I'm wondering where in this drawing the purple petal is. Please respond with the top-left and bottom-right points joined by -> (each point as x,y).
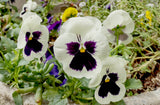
84,41 -> 96,54
24,45 -> 31,56
45,46 -> 54,59
25,32 -> 30,42
49,63 -> 59,77
66,42 -> 80,55
24,39 -> 43,56
47,19 -> 62,32
47,16 -> 54,23
70,51 -> 97,71
32,31 -> 41,40
105,3 -> 111,10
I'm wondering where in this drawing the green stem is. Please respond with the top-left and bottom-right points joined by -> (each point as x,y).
35,85 -> 43,105
16,87 -> 35,94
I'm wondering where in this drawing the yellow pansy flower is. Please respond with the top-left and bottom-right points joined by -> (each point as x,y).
145,10 -> 152,26
62,7 -> 78,22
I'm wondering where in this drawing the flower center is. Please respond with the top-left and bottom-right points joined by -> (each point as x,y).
80,47 -> 85,53
105,77 -> 110,83
29,37 -> 33,40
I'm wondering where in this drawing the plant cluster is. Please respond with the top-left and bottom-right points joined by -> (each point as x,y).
0,0 -> 160,105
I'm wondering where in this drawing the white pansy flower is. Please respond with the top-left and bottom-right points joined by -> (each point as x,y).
79,2 -> 86,8
20,0 -> 37,18
103,10 -> 135,45
89,56 -> 127,104
17,16 -> 49,61
54,16 -> 110,79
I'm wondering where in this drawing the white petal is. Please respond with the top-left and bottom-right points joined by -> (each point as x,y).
103,10 -> 124,29
102,56 -> 127,83
82,30 -> 110,60
95,83 -> 126,104
88,72 -> 102,88
101,27 -> 116,44
20,12 -> 42,23
122,17 -> 135,33
60,16 -> 101,36
54,33 -> 78,63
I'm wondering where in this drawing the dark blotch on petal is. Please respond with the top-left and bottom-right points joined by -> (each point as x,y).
84,41 -> 96,54
25,32 -> 30,41
70,51 -> 96,71
108,73 -> 119,82
119,33 -> 128,41
66,42 -> 80,55
25,39 -> 43,55
24,45 -> 31,56
21,7 -> 27,15
32,31 -> 41,39
98,73 -> 120,98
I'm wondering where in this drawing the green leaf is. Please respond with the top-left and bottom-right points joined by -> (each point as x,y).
53,98 -> 68,105
0,36 -> 16,52
12,91 -> 23,105
18,59 -> 29,67
0,70 -> 10,83
42,88 -> 61,102
111,99 -> 126,105
125,78 -> 143,90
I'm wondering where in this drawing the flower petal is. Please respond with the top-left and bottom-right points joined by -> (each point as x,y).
103,10 -> 124,29
95,82 -> 126,104
60,16 -> 101,36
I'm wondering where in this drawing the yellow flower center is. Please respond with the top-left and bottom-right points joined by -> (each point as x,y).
105,78 -> 110,83
29,37 -> 32,41
80,47 -> 85,53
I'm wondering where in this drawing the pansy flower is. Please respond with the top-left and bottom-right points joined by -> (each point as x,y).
45,46 -> 67,86
20,0 -> 37,18
54,17 -> 110,79
89,57 -> 127,104
61,7 -> 78,22
17,16 -> 49,61
102,10 -> 135,45
47,19 -> 62,32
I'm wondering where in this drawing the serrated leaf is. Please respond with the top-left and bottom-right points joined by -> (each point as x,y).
12,91 -> 23,105
125,78 -> 143,89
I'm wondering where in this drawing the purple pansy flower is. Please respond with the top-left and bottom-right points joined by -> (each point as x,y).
54,16 -> 110,79
47,19 -> 62,32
